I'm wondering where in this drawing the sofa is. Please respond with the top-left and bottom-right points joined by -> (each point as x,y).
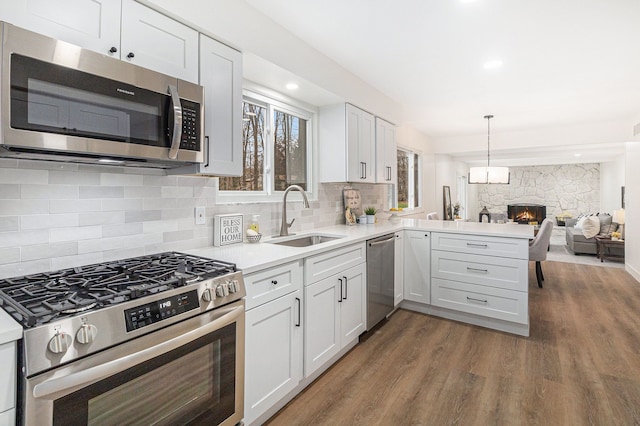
565,215 -> 623,256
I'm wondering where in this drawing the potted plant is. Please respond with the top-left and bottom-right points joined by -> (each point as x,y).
453,202 -> 463,219
364,206 -> 377,224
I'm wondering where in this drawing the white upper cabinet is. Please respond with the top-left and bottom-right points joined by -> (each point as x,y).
319,103 -> 375,183
0,0 -> 199,83
196,34 -> 243,176
0,0 -> 121,56
375,117 -> 397,184
120,0 -> 198,83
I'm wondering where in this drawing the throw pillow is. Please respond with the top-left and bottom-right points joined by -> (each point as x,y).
582,216 -> 600,239
574,215 -> 588,230
598,214 -> 613,234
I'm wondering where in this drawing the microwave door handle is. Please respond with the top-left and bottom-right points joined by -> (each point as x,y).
168,84 -> 183,160
32,302 -> 244,400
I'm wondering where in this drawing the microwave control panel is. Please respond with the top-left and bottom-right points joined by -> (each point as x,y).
179,99 -> 201,152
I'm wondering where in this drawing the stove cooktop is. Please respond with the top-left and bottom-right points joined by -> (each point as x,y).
0,252 -> 237,328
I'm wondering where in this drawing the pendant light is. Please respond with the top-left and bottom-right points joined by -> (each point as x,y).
468,115 -> 510,184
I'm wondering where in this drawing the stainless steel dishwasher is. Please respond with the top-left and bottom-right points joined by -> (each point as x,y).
366,233 -> 395,330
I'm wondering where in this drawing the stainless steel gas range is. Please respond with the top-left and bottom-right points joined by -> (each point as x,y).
0,252 -> 245,426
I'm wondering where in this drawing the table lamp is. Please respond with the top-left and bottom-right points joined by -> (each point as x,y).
613,209 -> 625,240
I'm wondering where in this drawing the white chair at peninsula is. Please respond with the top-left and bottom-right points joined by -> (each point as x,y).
426,212 -> 440,220
529,218 -> 554,288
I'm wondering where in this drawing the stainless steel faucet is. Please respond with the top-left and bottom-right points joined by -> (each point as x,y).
279,185 -> 310,237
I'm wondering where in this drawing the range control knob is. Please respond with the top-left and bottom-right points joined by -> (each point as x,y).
202,287 -> 215,302
227,280 -> 237,293
216,283 -> 229,297
76,323 -> 98,345
48,331 -> 72,354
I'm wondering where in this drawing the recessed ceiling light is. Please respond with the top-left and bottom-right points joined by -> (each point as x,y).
574,153 -> 582,157
286,82 -> 299,90
483,59 -> 503,70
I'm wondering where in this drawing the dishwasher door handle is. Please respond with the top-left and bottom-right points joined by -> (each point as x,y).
368,236 -> 394,246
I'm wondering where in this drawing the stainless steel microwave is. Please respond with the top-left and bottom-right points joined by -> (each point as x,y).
0,22 -> 204,168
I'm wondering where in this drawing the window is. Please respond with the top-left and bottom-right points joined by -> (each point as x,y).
395,148 -> 421,209
219,93 -> 312,197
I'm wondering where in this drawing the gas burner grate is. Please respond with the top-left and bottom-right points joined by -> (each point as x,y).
0,252 -> 237,327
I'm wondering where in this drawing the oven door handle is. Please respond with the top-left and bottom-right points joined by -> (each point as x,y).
32,303 -> 244,400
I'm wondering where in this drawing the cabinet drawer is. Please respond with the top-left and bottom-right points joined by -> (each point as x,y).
432,278 -> 528,324
431,250 -> 528,291
431,232 -> 529,259
305,243 -> 366,285
244,261 -> 303,310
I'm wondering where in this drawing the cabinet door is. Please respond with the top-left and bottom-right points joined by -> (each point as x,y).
120,0 -> 199,82
339,263 -> 366,345
304,277 -> 340,377
198,34 -> 243,176
346,104 -> 375,182
245,290 -> 303,425
375,118 -> 397,184
0,0 -> 120,56
394,232 -> 404,306
404,230 -> 431,304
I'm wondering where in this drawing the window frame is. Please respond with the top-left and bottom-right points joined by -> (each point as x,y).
217,89 -> 316,204
390,146 -> 423,214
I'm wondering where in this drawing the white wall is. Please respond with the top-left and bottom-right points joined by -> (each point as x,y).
600,158 -> 625,213
625,142 -> 640,281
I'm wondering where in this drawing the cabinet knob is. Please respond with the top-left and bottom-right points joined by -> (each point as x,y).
109,46 -> 118,54
271,280 -> 278,285
127,52 -> 135,59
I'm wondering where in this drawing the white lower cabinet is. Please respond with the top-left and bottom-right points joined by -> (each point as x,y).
403,230 -> 431,304
304,262 -> 366,377
244,261 -> 303,426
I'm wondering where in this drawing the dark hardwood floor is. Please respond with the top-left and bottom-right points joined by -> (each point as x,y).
266,261 -> 640,425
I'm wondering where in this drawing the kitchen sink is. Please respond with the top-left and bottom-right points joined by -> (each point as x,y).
268,233 -> 345,247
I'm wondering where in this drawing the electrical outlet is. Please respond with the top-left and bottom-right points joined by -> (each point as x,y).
194,206 -> 206,225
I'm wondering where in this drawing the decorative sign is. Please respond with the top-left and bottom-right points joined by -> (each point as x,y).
214,214 -> 243,246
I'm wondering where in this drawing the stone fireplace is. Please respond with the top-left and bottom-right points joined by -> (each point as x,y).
508,203 -> 547,224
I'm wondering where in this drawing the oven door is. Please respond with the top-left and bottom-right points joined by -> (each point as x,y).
23,301 -> 244,426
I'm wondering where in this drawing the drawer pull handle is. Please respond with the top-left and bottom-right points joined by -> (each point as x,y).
467,267 -> 488,273
271,280 -> 278,285
295,297 -> 301,327
467,243 -> 488,248
467,296 -> 488,303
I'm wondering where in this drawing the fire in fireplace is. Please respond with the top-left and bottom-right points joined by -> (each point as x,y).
508,204 -> 547,224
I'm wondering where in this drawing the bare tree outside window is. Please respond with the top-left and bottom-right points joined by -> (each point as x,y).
396,148 -> 420,209
397,149 -> 409,208
274,111 -> 307,191
219,102 -> 265,191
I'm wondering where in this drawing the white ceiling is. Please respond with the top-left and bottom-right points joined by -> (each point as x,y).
243,0 -> 640,165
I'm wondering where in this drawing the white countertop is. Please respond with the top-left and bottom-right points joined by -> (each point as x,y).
187,219 -> 534,275
0,308 -> 22,345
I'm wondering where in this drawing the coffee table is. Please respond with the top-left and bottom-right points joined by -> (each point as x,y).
595,236 -> 625,262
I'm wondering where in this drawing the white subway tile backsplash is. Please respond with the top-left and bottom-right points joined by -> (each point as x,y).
50,199 -> 102,213
0,217 -> 19,232
100,173 -> 144,186
0,162 -> 387,274
21,184 -> 78,199
0,230 -> 49,248
50,226 -> 101,243
79,211 -> 125,226
102,223 -> 143,238
0,248 -> 20,265
125,186 -> 162,198
0,168 -> 48,184
22,242 -> 78,261
0,185 -> 20,199
0,259 -> 51,279
0,200 -> 49,215
21,214 -> 79,230
79,186 -> 124,199
125,210 -> 161,223
101,198 -> 143,212
50,171 -> 100,185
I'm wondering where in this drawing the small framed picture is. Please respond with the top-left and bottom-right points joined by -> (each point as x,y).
214,214 -> 244,246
